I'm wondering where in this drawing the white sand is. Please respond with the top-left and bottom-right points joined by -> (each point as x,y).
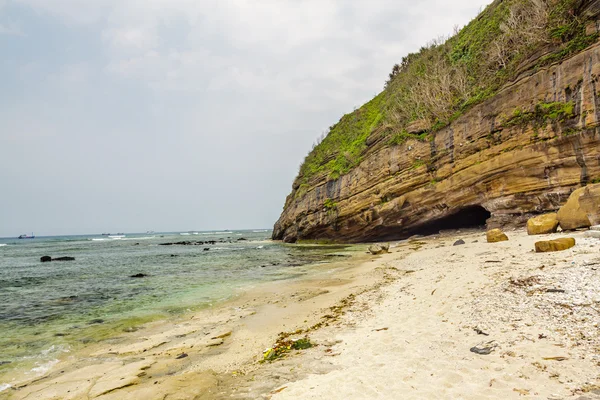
266,230 -> 600,400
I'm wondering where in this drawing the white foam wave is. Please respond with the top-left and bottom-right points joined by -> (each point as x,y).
0,384 -> 11,392
91,238 -> 106,241
180,233 -> 191,236
31,359 -> 59,375
253,230 -> 268,233
108,235 -> 125,239
256,245 -> 264,249
0,244 -> 6,247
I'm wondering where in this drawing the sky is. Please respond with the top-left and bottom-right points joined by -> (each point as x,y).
0,0 -> 492,236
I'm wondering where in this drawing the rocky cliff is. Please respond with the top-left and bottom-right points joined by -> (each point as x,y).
274,0 -> 600,243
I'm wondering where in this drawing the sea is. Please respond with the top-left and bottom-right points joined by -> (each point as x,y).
0,230 -> 357,391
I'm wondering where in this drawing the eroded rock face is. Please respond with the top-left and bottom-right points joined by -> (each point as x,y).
527,213 -> 559,235
273,41 -> 600,243
535,238 -> 576,252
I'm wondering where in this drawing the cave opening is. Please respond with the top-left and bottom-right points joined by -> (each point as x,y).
407,205 -> 491,238
372,205 -> 492,241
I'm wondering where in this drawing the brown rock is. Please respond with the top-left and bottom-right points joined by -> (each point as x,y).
486,229 -> 508,243
526,213 -> 559,235
578,183 -> 600,225
535,238 -> 576,253
368,244 -> 388,255
405,119 -> 430,134
557,187 -> 592,230
272,37 -> 600,244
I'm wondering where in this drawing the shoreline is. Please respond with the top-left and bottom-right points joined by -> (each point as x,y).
3,242 -> 380,399
5,228 -> 600,399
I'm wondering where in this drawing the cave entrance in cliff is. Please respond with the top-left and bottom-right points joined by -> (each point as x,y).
410,205 -> 491,237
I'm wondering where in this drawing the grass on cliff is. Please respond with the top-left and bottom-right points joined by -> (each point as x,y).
293,0 -> 597,192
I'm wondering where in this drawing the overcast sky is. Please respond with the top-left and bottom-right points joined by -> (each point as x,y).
0,0 -> 492,237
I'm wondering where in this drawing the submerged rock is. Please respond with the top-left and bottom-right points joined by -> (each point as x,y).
486,229 -> 508,243
535,238 -> 576,253
40,256 -> 75,262
527,213 -> 559,235
53,257 -> 75,261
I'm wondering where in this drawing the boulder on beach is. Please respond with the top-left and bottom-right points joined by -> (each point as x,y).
535,237 -> 576,253
453,239 -> 465,246
557,187 -> 592,230
368,243 -> 389,255
486,229 -> 508,243
526,213 -> 559,235
578,184 -> 600,226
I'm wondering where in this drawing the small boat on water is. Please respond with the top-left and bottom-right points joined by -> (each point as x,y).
18,233 -> 35,239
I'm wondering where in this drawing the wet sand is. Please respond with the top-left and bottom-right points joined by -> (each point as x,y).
5,229 -> 600,399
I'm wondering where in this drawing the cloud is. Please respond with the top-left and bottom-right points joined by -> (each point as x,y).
1,0 -> 493,235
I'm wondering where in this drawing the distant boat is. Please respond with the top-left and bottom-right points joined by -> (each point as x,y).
18,233 -> 35,239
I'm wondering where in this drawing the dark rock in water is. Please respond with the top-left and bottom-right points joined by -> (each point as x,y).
56,295 -> 78,303
237,238 -> 247,241
88,319 -> 104,325
175,353 -> 188,359
54,333 -> 68,337
0,361 -> 11,366
130,273 -> 148,278
40,256 -> 52,262
53,257 -> 75,261
203,248 -> 210,251
170,254 -> 177,257
134,243 -> 140,245
453,239 -> 466,246
159,243 -> 173,246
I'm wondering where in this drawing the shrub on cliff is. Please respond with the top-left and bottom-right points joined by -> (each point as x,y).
294,0 -> 597,192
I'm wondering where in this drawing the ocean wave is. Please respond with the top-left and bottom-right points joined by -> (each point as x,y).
91,238 -> 107,241
180,233 -> 191,236
256,245 -> 264,249
31,359 -> 59,375
0,244 -> 6,247
253,230 -> 268,233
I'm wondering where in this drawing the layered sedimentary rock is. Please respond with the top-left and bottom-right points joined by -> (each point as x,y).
274,5 -> 600,243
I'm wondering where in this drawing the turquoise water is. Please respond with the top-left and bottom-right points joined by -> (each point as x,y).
0,230 -> 352,388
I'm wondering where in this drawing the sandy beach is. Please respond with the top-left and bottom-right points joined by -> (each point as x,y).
4,228 -> 600,399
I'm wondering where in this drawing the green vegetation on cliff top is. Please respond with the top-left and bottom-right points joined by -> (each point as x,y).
294,0 -> 597,191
